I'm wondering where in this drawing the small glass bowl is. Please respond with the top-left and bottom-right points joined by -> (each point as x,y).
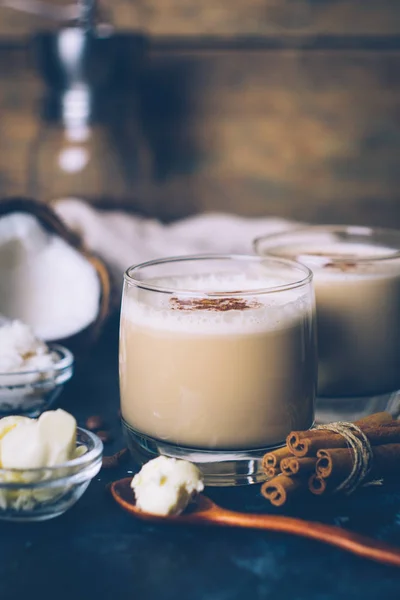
0,344 -> 74,417
0,427 -> 103,522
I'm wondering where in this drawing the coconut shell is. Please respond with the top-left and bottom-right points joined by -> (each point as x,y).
0,197 -> 111,354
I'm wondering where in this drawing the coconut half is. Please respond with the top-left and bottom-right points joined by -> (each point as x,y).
0,198 -> 110,348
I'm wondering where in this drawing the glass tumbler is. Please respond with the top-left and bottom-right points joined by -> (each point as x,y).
254,226 -> 400,423
119,254 -> 317,486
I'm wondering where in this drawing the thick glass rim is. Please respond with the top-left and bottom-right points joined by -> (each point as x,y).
254,225 -> 400,263
124,253 -> 313,296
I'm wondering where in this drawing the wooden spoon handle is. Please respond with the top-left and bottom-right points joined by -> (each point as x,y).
207,509 -> 400,568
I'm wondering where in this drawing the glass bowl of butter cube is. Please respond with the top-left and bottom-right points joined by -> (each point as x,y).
0,409 -> 103,521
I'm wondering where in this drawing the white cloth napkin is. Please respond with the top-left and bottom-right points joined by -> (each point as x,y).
54,198 -> 296,281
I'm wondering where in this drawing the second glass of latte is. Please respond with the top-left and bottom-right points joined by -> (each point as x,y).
255,226 -> 400,423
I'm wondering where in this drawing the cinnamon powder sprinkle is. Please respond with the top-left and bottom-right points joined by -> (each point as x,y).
169,297 -> 262,311
323,261 -> 357,271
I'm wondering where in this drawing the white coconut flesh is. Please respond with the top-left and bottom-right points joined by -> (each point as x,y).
0,212 -> 101,341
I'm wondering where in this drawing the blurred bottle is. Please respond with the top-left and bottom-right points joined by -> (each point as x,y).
28,22 -> 148,203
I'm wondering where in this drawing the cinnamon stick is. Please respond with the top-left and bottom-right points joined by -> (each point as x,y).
288,422 -> 400,457
316,443 -> 400,481
261,475 -> 305,506
346,412 -> 393,428
370,442 -> 400,477
263,466 -> 281,479
287,412 -> 393,456
262,446 -> 292,471
308,474 -> 330,495
280,457 -> 317,476
316,448 -> 352,479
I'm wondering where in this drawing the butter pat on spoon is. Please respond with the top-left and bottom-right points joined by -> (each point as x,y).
130,456 -> 204,516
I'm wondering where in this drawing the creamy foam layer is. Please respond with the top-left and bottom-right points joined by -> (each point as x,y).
123,274 -> 310,335
268,242 -> 400,280
137,270 -> 300,292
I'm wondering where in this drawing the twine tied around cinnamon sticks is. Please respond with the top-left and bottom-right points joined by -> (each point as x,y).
261,412 -> 400,507
314,422 -> 374,494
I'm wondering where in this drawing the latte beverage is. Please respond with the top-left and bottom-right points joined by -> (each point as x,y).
255,232 -> 400,398
120,272 -> 316,450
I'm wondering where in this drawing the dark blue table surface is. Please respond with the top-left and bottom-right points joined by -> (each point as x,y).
1,318 -> 399,600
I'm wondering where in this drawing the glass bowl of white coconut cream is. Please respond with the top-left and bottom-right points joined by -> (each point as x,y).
0,411 -> 103,522
0,320 -> 74,417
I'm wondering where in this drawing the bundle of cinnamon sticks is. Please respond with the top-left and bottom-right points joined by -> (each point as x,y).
261,412 -> 400,506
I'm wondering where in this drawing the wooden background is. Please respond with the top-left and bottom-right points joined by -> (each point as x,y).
0,0 -> 399,226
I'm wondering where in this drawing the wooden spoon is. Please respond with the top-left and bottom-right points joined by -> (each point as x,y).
111,478 -> 400,568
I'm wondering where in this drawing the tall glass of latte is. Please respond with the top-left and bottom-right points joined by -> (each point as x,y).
119,255 -> 317,485
255,227 -> 400,423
